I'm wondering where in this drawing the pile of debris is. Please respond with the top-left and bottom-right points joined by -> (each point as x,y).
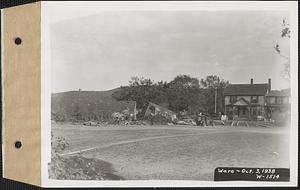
146,113 -> 173,125
75,102 -> 218,127
144,102 -> 177,125
111,110 -> 133,125
176,118 -> 196,126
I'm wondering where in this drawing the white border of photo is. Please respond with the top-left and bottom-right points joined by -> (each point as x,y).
41,1 -> 298,187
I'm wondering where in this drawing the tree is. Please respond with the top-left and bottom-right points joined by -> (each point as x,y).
200,75 -> 229,114
200,75 -> 228,89
112,76 -> 168,118
113,75 -> 227,117
128,76 -> 154,87
274,19 -> 290,80
168,75 -> 205,113
168,74 -> 200,89
113,75 -> 207,116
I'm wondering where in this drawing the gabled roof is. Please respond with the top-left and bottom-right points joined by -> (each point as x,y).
266,89 -> 290,97
224,83 -> 269,96
231,98 -> 250,106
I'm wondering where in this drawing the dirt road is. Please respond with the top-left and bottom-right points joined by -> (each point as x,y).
52,123 -> 290,180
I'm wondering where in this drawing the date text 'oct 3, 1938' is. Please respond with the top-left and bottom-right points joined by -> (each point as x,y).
214,167 -> 290,181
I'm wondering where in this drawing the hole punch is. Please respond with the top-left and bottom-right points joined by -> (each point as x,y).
14,141 -> 22,149
14,37 -> 22,45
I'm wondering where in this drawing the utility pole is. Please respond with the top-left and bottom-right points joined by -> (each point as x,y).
214,88 -> 217,113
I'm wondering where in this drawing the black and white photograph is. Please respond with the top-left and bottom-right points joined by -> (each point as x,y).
40,1 -> 298,187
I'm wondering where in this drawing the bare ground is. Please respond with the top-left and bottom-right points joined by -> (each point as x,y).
51,123 -> 290,180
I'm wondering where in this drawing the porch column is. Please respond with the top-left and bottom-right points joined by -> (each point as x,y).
261,106 -> 265,118
248,106 -> 251,120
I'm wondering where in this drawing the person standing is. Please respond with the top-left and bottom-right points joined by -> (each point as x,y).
196,112 -> 202,126
221,114 -> 225,126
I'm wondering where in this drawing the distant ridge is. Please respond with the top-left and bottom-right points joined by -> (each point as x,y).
52,87 -> 120,95
51,88 -> 135,121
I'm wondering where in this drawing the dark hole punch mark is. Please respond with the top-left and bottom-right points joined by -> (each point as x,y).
14,141 -> 22,149
14,37 -> 22,45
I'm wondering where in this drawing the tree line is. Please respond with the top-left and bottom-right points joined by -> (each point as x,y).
112,75 -> 229,118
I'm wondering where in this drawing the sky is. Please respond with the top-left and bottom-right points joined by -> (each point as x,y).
49,9 -> 290,93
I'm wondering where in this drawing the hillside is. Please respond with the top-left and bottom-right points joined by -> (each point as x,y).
51,88 -> 135,121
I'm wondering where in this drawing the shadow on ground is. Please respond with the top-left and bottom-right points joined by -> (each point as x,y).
49,155 -> 124,180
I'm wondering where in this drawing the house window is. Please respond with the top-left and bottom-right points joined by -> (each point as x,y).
275,97 -> 282,104
283,97 -> 289,104
251,96 -> 258,103
230,96 -> 237,103
268,97 -> 276,104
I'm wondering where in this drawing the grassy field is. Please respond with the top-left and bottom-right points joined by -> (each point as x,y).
51,123 -> 290,180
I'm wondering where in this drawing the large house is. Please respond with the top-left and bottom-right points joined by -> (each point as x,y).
224,78 -> 290,121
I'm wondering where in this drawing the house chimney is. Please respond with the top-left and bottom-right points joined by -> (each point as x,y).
250,78 -> 253,85
268,78 -> 271,91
